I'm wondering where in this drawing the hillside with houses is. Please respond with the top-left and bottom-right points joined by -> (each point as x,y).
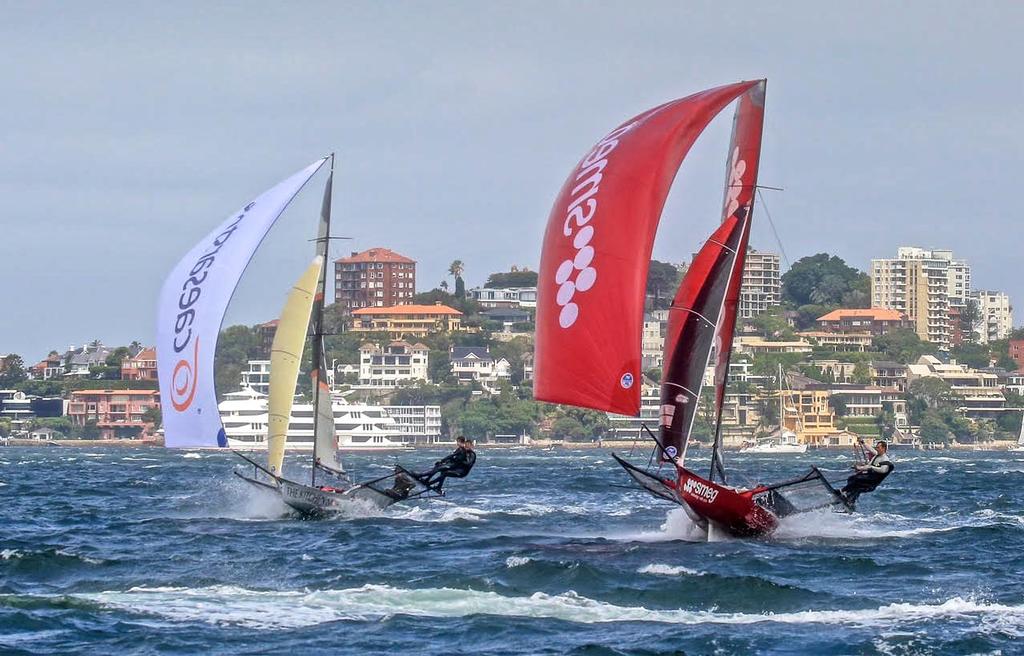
2,246 -> 1022,447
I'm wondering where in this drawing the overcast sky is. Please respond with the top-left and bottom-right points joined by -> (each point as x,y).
2,2 -> 1021,361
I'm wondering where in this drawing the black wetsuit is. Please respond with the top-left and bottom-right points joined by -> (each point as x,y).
419,447 -> 477,490
841,451 -> 894,504
385,471 -> 416,500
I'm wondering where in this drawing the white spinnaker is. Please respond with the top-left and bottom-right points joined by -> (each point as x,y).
157,158 -> 327,448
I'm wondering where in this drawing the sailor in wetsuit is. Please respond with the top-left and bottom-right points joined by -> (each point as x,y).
416,436 -> 477,492
841,439 -> 894,504
385,465 -> 417,500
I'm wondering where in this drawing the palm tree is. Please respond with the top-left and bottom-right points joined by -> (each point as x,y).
439,280 -> 449,292
448,260 -> 464,280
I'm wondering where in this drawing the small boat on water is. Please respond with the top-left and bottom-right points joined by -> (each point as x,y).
740,432 -> 808,454
740,365 -> 808,454
156,155 -> 446,514
1009,414 -> 1024,452
533,80 -> 849,539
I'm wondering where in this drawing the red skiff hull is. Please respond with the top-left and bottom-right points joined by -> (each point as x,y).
673,467 -> 777,537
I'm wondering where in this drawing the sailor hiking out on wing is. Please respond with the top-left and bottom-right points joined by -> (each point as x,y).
414,436 -> 477,492
841,439 -> 894,505
384,465 -> 417,501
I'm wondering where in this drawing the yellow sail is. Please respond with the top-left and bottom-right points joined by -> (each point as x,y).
267,255 -> 324,476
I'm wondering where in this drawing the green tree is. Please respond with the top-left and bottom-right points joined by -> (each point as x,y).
485,269 -> 538,288
552,416 -> 586,441
919,409 -> 951,444
0,418 -> 11,438
105,346 -> 130,367
646,260 -> 680,310
792,304 -> 835,331
16,379 -> 63,397
448,260 -> 466,299
751,307 -> 796,339
852,361 -> 871,385
142,406 -> 162,429
780,253 -> 870,309
907,377 -> 952,424
829,395 -> 849,417
873,329 -> 934,363
756,395 -> 780,431
950,342 -> 990,369
213,325 -> 260,400
0,354 -> 28,387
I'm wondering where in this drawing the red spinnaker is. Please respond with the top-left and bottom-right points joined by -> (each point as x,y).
534,81 -> 759,416
712,81 -> 766,444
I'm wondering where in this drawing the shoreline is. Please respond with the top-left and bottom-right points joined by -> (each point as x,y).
2,438 -> 1021,451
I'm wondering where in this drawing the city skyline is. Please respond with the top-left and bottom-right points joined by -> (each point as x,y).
3,3 -> 1022,359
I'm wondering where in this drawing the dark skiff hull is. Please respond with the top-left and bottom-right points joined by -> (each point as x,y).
278,479 -> 396,515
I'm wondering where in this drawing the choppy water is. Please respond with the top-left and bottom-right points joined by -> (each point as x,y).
2,446 -> 1023,655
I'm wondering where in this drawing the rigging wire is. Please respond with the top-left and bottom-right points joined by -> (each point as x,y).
756,187 -> 790,269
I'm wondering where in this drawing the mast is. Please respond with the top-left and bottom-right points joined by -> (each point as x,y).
707,80 -> 766,483
309,154 -> 336,485
778,363 -> 784,434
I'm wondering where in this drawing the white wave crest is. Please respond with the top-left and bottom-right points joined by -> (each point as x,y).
637,563 -> 704,577
611,508 -> 711,543
76,585 -> 1024,631
505,556 -> 533,568
182,452 -> 202,459
1,549 -> 22,560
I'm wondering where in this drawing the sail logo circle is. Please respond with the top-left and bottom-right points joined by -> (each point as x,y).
553,122 -> 637,329
724,146 -> 747,217
171,338 -> 200,411
620,372 -> 634,389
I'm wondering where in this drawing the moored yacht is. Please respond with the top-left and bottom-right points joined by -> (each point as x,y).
219,387 -> 410,450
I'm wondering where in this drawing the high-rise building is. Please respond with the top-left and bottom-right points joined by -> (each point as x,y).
973,290 -> 1014,344
871,247 -> 966,349
334,248 -> 416,314
739,249 -> 781,319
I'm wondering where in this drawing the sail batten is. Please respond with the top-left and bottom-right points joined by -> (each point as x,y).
267,257 -> 324,476
534,81 -> 759,416
157,158 -> 327,449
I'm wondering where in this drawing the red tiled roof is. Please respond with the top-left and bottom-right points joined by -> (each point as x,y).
352,304 -> 462,316
817,308 -> 906,322
337,248 -> 415,265
131,347 -> 156,361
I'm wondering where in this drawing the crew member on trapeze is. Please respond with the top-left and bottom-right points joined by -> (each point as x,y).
840,439 -> 894,505
414,436 -> 477,492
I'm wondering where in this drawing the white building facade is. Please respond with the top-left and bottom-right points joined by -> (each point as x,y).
358,341 -> 429,388
973,290 -> 1013,344
739,249 -> 781,319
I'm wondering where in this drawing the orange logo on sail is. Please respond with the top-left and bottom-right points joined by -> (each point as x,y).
171,338 -> 200,411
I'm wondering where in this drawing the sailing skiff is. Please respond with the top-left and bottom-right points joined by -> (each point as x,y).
533,80 -> 850,538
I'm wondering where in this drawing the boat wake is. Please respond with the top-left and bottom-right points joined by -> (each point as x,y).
72,584 -> 1024,632
773,507 -> 1012,542
608,508 -> 714,543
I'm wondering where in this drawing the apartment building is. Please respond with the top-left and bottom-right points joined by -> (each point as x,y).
739,249 -> 781,319
358,341 -> 429,388
972,290 -> 1013,344
816,308 -> 909,336
350,303 -> 463,337
871,247 -> 966,349
67,389 -> 161,439
334,247 -> 416,313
